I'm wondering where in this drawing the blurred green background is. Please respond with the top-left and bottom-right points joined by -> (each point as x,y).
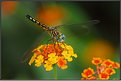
1,1 -> 120,80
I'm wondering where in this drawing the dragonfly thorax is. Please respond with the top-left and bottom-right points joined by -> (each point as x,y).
50,27 -> 65,42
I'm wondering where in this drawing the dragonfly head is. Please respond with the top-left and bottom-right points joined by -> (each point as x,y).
58,34 -> 65,42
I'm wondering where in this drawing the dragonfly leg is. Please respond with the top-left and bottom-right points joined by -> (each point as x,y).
44,38 -> 54,51
46,38 -> 53,44
61,42 -> 68,51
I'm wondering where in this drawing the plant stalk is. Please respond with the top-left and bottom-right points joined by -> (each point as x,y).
54,65 -> 57,80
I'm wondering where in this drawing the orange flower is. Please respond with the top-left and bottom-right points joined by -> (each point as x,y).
81,76 -> 96,80
81,68 -> 94,78
28,42 -> 77,71
57,57 -> 67,69
81,58 -> 120,80
101,59 -> 114,67
112,62 -> 120,69
32,49 -> 41,55
2,1 -> 17,16
81,78 -> 86,80
37,6 -> 65,26
88,76 -> 96,80
99,72 -> 109,80
92,57 -> 102,65
104,68 -> 115,75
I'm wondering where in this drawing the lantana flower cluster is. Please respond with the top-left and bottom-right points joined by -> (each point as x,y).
28,42 -> 77,71
81,57 -> 120,80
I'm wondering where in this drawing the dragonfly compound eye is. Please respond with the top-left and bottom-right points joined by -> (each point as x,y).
58,34 -> 65,42
61,34 -> 65,39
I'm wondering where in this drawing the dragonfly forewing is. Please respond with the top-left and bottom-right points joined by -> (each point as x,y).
54,20 -> 100,28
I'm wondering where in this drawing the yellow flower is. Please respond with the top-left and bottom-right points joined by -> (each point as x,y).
28,53 -> 37,65
71,53 -> 77,58
35,55 -> 44,67
44,60 -> 53,71
66,45 -> 77,58
62,45 -> 77,62
62,51 -> 72,62
48,53 -> 58,64
28,42 -> 77,71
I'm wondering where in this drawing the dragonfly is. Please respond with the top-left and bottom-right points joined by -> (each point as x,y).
26,15 -> 66,43
21,14 -> 100,63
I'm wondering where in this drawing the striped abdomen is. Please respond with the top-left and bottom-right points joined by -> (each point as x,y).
26,15 -> 50,31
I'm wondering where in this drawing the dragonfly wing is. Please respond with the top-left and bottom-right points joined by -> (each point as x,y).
54,20 -> 100,28
20,32 -> 46,63
56,20 -> 100,36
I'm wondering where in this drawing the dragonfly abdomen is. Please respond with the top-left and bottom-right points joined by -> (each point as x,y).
26,15 -> 50,31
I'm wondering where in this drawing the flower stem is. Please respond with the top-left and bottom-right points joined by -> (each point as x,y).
54,65 -> 57,80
